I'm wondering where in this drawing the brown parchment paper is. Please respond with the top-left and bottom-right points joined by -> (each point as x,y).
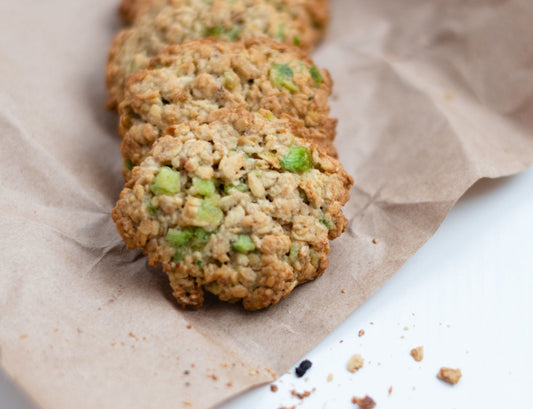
1,0 -> 533,408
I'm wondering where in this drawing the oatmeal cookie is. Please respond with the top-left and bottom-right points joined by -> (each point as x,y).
119,38 -> 337,179
119,0 -> 329,35
107,0 -> 326,109
112,108 -> 353,310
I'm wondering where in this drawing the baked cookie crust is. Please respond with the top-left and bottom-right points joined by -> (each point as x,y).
112,108 -> 352,310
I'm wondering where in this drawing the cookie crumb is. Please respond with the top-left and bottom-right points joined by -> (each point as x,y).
352,395 -> 376,408
410,346 -> 424,362
358,329 -> 365,337
341,288 -> 346,294
186,324 -> 192,329
372,238 -> 378,244
370,322 -> 374,325
403,326 -> 409,331
19,334 -> 28,339
347,354 -> 364,373
249,369 -> 259,376
291,390 -> 312,399
226,382 -> 233,387
208,374 -> 218,381
183,401 -> 192,407
295,360 -> 312,377
327,373 -> 333,382
437,367 -> 462,385
388,386 -> 393,395
270,384 -> 278,392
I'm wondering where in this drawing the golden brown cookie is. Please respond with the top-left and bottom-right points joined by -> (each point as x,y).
119,38 -> 337,179
107,0 -> 327,109
113,108 -> 352,310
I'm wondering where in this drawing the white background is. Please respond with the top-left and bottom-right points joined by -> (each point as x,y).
2,166 -> 532,408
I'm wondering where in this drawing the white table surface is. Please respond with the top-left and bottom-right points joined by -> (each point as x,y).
2,166 -> 532,409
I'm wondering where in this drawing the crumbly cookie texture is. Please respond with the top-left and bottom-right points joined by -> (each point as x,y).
437,367 -> 462,385
119,0 -> 329,35
119,38 -> 337,179
107,0 -> 327,109
112,109 -> 353,310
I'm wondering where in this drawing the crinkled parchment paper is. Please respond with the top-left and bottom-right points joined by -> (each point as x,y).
1,0 -> 533,408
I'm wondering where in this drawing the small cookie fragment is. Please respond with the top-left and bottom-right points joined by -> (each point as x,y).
112,109 -> 353,310
358,329 -> 365,337
437,367 -> 462,385
410,346 -> 424,362
347,354 -> 364,373
295,360 -> 313,377
352,395 -> 376,409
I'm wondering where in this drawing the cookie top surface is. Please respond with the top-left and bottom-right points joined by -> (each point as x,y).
112,109 -> 353,310
107,0 -> 328,109
119,38 -> 337,178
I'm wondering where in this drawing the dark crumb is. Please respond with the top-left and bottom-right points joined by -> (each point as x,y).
184,370 -> 190,375
226,382 -> 233,387
358,329 -> 365,337
208,374 -> 218,381
270,384 -> 278,392
186,324 -> 192,329
340,340 -> 344,343
295,360 -> 312,377
352,395 -> 376,408
372,238 -> 378,244
341,288 -> 346,293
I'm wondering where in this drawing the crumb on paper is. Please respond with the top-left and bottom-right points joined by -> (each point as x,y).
437,367 -> 462,385
295,360 -> 312,377
403,326 -> 409,331
186,324 -> 192,329
265,367 -> 277,379
207,374 -> 217,381
183,401 -> 192,407
327,373 -> 333,382
220,363 -> 228,368
249,369 -> 259,376
370,322 -> 374,325
358,329 -> 365,337
410,346 -> 424,362
226,381 -> 233,388
352,395 -> 376,408
341,288 -> 346,294
372,238 -> 378,244
19,334 -> 28,339
388,386 -> 393,395
270,384 -> 278,392
347,354 -> 364,373
339,340 -> 344,343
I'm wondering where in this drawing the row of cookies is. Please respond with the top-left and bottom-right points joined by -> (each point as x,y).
106,0 -> 353,310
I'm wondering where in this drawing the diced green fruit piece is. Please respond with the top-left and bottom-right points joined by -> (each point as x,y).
276,24 -> 285,41
320,218 -> 333,229
309,66 -> 323,84
293,35 -> 301,46
205,25 -> 223,37
231,235 -> 255,253
147,201 -> 158,215
223,71 -> 238,90
194,259 -> 203,267
280,146 -> 313,172
193,177 -> 216,196
206,282 -> 221,295
224,181 -> 249,194
166,228 -> 193,247
263,111 -> 276,120
124,159 -> 134,170
196,196 -> 223,227
269,63 -> 298,92
172,247 -> 185,263
190,227 -> 211,250
228,27 -> 242,41
150,167 -> 180,195
289,242 -> 300,263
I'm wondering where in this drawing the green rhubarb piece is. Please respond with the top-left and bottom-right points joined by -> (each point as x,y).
166,228 -> 193,247
193,177 -> 216,196
205,25 -> 223,37
280,146 -> 313,172
172,247 -> 185,263
150,167 -> 180,195
190,227 -> 212,250
124,159 -> 134,170
309,66 -> 323,84
320,218 -> 333,229
196,196 -> 223,227
228,27 -> 242,41
223,71 -> 238,90
223,181 -> 249,194
269,63 -> 298,92
289,242 -> 300,263
293,35 -> 301,46
231,235 -> 255,253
